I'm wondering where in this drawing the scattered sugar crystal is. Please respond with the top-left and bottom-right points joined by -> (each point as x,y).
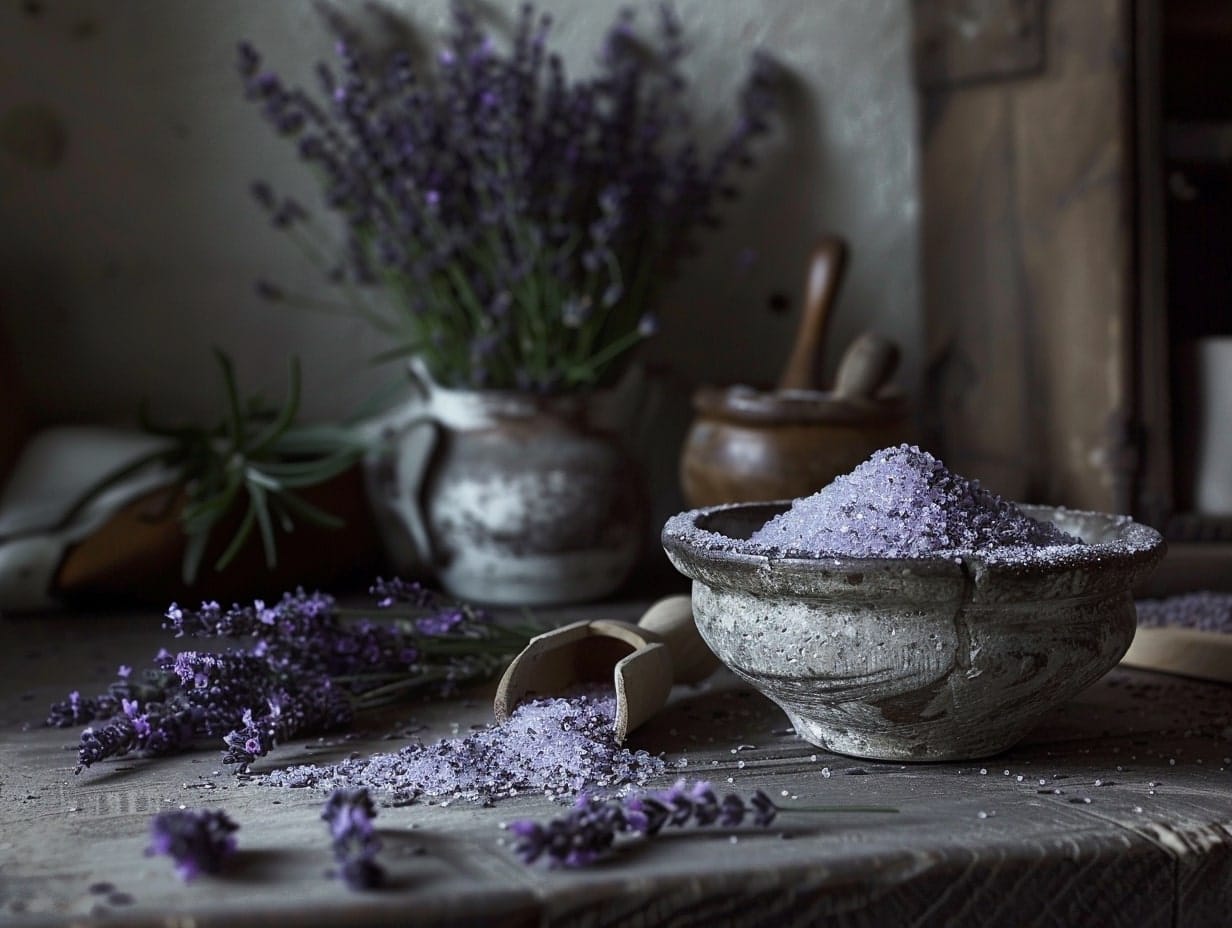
259,691 -> 664,804
1135,591 -> 1232,632
748,445 -> 1081,559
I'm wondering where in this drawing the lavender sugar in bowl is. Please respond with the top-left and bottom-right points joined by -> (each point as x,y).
661,446 -> 1165,762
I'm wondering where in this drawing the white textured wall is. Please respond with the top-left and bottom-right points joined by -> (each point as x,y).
0,0 -> 919,519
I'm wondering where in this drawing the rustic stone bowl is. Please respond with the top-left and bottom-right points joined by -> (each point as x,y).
661,502 -> 1165,762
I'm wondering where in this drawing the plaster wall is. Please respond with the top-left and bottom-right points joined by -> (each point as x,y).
0,0 -> 919,526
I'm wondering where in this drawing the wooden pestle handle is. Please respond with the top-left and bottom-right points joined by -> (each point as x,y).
833,331 -> 900,399
777,236 -> 849,392
636,594 -> 721,685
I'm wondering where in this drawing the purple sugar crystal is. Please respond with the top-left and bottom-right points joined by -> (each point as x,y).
261,690 -> 664,804
1136,592 -> 1232,632
749,444 -> 1081,559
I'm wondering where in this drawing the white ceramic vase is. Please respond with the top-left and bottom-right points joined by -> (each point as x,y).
365,360 -> 647,606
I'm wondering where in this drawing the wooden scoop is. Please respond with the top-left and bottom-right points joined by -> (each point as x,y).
493,595 -> 720,742
1121,627 -> 1232,684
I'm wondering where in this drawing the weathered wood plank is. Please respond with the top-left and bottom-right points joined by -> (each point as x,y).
917,0 -> 1137,512
2,606 -> 1231,927
920,84 -> 1034,500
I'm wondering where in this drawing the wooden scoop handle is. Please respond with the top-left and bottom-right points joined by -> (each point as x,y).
777,236 -> 848,392
636,594 -> 721,685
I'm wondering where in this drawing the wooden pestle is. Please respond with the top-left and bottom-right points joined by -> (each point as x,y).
777,235 -> 849,392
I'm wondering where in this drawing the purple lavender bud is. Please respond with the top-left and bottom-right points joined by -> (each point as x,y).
249,182 -> 274,211
749,789 -> 778,828
688,781 -> 721,826
147,809 -> 239,882
506,820 -> 548,864
717,794 -> 746,828
322,788 -> 377,841
237,41 -> 260,78
77,716 -> 138,771
339,857 -> 385,890
508,780 -> 784,867
272,198 -> 309,227
322,788 -> 385,890
623,796 -> 669,836
47,690 -> 94,728
414,610 -> 465,637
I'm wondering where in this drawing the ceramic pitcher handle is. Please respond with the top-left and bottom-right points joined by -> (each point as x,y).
361,361 -> 440,569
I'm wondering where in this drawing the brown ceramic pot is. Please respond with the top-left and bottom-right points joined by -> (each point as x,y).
680,333 -> 912,508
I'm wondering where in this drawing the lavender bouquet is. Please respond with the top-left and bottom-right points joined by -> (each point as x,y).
240,1 -> 779,392
46,579 -> 537,775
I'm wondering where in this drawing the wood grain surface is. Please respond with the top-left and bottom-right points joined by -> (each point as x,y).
917,0 -> 1137,512
1,604 -> 1231,927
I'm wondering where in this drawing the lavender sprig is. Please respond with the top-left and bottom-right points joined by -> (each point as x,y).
322,788 -> 386,889
240,2 -> 782,392
146,808 -> 239,881
504,779 -> 897,867
47,580 -> 540,775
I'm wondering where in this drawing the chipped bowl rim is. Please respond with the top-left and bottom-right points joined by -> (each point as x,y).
661,501 -> 1166,601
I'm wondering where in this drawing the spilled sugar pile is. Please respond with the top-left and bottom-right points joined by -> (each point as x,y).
261,690 -> 665,805
1136,591 -> 1232,633
749,444 -> 1082,559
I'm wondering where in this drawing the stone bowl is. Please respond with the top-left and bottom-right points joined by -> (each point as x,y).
661,502 -> 1165,762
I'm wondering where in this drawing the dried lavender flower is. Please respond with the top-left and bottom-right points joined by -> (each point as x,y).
240,2 -> 782,392
322,788 -> 385,890
505,780 -> 895,867
146,808 -> 239,882
48,580 -> 537,775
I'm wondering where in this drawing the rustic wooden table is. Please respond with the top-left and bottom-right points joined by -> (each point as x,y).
2,602 -> 1231,927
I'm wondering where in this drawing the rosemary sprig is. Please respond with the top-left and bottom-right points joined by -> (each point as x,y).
65,349 -> 370,584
